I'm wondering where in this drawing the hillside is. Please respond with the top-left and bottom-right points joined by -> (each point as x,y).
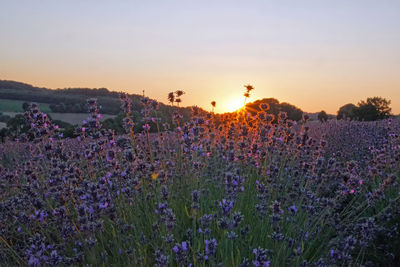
0,80 -> 129,114
0,80 -> 200,133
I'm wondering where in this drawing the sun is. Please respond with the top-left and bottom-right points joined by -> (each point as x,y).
226,98 -> 245,112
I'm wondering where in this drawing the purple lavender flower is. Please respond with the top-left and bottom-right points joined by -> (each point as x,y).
204,238 -> 217,256
218,199 -> 234,216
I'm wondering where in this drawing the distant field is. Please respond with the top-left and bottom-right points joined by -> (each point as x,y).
2,112 -> 19,117
0,99 -> 51,113
1,111 -> 114,125
49,113 -> 115,125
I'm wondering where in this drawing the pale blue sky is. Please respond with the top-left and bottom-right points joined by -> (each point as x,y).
1,0 -> 399,113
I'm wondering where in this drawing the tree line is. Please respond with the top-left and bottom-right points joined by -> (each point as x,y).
317,96 -> 393,122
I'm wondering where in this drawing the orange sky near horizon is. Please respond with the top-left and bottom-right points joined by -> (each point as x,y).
1,1 -> 399,114
2,70 -> 399,115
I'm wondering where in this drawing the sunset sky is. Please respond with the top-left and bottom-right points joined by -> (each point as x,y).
1,0 -> 399,114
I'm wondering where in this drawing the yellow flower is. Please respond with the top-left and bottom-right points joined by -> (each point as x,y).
152,173 -> 158,180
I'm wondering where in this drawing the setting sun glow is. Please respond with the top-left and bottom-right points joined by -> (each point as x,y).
225,98 -> 245,113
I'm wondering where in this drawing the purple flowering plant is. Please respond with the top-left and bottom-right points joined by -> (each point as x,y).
0,86 -> 399,266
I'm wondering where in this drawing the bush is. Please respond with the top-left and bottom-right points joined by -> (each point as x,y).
317,110 -> 328,122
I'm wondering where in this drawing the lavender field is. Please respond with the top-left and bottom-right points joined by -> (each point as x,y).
0,95 -> 399,266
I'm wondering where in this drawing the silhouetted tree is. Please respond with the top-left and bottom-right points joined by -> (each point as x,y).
280,103 -> 303,121
6,114 -> 28,136
355,97 -> 391,121
245,98 -> 303,121
246,98 -> 280,115
337,104 -> 357,120
318,110 -> 328,122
